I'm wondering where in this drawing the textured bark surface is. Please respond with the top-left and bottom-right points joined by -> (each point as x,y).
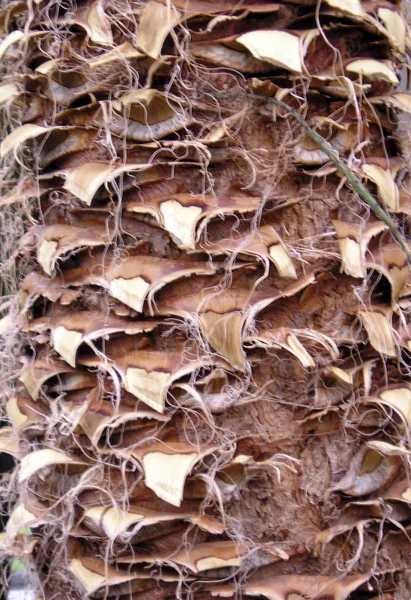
0,1 -> 411,599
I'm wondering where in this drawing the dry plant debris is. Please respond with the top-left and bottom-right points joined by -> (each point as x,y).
0,0 -> 411,598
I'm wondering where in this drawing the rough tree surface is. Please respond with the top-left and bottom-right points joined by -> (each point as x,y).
0,1 -> 411,599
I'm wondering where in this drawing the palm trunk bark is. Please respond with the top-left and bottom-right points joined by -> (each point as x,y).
1,1 -> 411,598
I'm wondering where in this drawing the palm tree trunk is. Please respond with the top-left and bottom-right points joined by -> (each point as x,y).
1,0 -> 411,598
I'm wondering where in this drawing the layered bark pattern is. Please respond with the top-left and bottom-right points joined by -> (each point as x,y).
0,0 -> 411,598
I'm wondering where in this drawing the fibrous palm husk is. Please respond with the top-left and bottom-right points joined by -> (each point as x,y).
1,0 -> 410,598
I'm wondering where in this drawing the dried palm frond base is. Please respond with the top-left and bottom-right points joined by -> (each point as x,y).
0,0 -> 411,599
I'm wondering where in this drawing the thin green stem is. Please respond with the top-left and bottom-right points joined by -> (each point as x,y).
201,90 -> 411,264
